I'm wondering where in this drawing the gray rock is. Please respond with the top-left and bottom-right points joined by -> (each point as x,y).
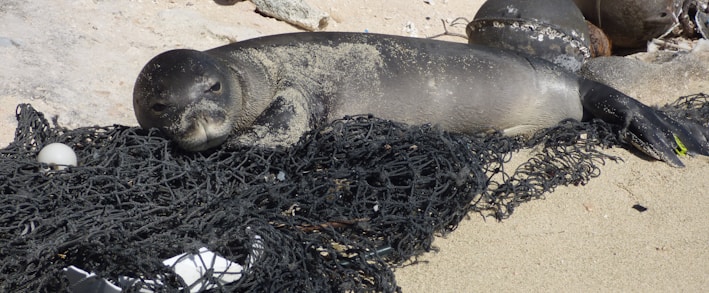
251,0 -> 329,31
581,50 -> 709,105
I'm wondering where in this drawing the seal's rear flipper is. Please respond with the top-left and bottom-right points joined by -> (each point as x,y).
580,79 -> 709,167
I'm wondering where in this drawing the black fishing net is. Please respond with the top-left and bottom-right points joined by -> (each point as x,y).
1,93 -> 707,292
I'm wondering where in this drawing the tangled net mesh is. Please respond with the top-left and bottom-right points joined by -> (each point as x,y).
1,94 -> 707,292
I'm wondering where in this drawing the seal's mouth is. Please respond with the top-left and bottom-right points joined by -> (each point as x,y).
169,104 -> 233,152
175,117 -> 231,152
166,98 -> 235,152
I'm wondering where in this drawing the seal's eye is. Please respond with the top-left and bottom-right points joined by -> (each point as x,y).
151,103 -> 167,113
208,82 -> 222,94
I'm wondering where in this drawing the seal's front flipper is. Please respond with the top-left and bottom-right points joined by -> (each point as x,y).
581,80 -> 709,167
227,87 -> 316,149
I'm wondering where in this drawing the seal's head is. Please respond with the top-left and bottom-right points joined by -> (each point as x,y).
133,49 -> 238,151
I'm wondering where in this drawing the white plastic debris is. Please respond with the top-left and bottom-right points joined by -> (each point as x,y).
64,235 -> 264,292
63,266 -> 122,293
161,247 -> 245,291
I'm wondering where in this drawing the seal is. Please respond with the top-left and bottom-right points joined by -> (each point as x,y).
133,32 -> 709,167
466,0 -> 592,72
573,0 -> 682,49
466,0 -> 611,69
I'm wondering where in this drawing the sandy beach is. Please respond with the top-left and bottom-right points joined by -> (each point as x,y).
1,1 -> 708,291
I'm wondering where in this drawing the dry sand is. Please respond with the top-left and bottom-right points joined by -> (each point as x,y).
1,1 -> 708,291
